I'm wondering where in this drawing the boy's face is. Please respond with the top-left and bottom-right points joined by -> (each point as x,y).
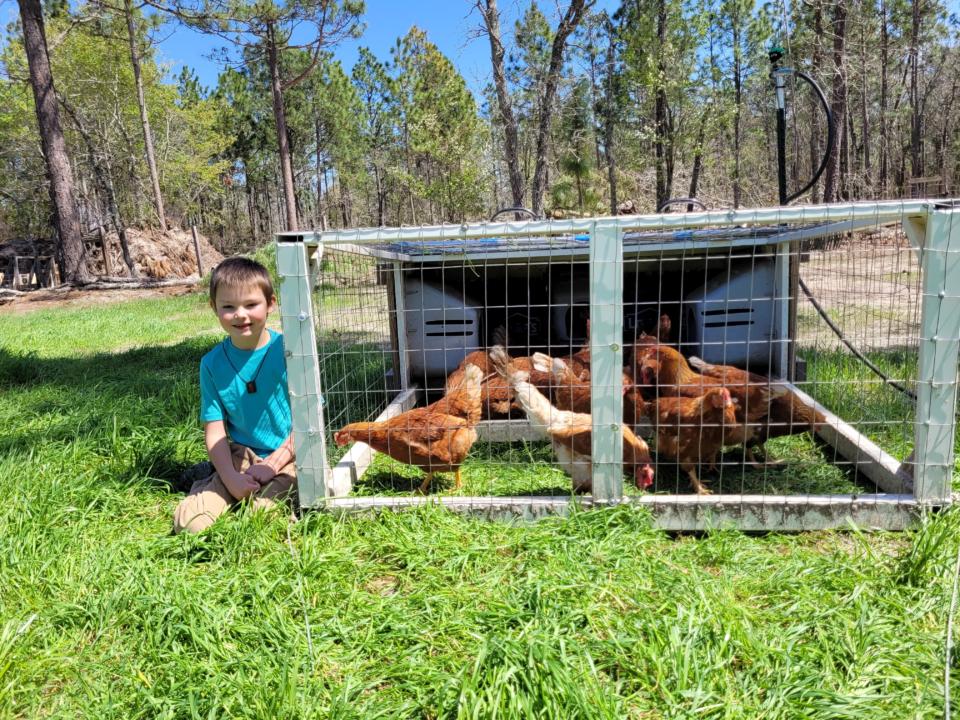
213,283 -> 276,350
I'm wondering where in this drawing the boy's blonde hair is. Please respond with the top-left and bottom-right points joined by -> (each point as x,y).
209,257 -> 275,307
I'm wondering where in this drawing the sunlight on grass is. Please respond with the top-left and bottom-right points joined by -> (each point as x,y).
0,291 -> 958,719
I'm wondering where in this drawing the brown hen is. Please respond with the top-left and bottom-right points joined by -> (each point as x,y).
530,352 -> 632,415
446,349 -> 552,419
490,346 -> 654,493
688,355 -> 826,447
335,364 -> 484,494
632,386 -> 738,494
633,344 -> 781,456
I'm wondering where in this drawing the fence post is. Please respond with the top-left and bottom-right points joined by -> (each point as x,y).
276,234 -> 331,508
589,219 -> 624,502
914,205 -> 960,505
191,225 -> 204,277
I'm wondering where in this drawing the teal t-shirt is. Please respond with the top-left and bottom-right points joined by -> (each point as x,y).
199,329 -> 292,457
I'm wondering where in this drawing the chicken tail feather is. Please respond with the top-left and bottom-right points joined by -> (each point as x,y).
490,345 -> 554,429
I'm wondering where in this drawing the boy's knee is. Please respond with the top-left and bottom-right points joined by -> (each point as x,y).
173,507 -> 217,534
173,471 -> 234,534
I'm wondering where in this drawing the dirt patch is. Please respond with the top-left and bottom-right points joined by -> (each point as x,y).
0,284 -> 199,315
1,226 -> 223,312
798,229 -> 921,350
1,226 -> 223,282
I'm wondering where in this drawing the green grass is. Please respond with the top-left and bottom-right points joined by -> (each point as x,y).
2,291 -> 960,718
802,346 -> 919,463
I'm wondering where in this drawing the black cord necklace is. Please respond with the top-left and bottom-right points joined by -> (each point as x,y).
221,337 -> 271,393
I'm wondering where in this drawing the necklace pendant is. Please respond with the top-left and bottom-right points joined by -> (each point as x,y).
246,380 -> 257,394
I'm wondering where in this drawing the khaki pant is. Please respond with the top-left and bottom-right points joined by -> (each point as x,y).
173,443 -> 297,534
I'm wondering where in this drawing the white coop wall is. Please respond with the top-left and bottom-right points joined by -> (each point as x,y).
276,200 -> 960,531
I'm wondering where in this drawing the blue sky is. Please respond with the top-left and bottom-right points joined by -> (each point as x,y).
152,0 -> 622,100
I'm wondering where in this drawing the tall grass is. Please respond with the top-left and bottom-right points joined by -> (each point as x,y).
0,292 -> 958,718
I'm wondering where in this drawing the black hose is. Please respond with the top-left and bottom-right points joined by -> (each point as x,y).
798,277 -> 917,402
489,207 -> 539,221
785,70 -> 834,203
657,197 -> 707,212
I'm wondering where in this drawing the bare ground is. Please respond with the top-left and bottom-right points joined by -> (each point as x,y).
0,284 -> 199,315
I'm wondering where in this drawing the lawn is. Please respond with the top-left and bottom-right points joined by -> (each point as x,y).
1,290 -> 959,718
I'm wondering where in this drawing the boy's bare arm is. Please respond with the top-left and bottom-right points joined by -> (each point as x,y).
246,433 -> 295,483
205,420 -> 259,499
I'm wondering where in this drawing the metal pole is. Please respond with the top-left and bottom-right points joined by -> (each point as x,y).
914,206 -> 960,506
276,235 -> 334,505
588,220 -> 624,501
771,48 -> 798,380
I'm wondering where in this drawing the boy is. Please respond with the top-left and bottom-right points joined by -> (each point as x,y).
174,257 -> 297,534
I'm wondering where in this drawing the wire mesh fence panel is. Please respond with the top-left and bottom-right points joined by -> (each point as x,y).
797,225 -> 920,495
276,201 -> 960,530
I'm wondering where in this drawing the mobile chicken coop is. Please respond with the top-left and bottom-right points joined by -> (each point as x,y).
275,200 -> 960,531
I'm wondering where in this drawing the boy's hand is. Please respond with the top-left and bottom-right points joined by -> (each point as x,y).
223,471 -> 259,500
246,463 -> 276,484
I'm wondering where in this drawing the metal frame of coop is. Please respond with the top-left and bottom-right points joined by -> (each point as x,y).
275,199 -> 960,531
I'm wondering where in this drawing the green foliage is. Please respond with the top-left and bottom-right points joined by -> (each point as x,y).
0,5 -> 230,237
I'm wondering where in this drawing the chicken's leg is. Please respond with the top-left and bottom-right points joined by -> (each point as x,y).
416,472 -> 434,495
686,468 -> 712,495
453,467 -> 463,490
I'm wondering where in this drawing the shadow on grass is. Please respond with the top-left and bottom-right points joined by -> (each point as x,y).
0,338 -> 218,490
0,336 -> 214,390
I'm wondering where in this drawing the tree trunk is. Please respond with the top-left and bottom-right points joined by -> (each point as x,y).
653,0 -> 672,210
688,110 -> 707,208
859,10 -> 872,194
481,0 -> 525,209
879,0 -> 889,195
530,0 -> 592,217
822,0 -> 847,202
243,164 -> 256,242
124,0 -> 166,232
603,20 -> 618,214
940,73 -> 958,192
809,0 -> 824,203
314,119 -> 326,230
587,44 -> 603,171
18,0 -> 90,284
59,96 -> 139,278
909,0 -> 922,179
731,13 -> 743,208
266,21 -> 298,231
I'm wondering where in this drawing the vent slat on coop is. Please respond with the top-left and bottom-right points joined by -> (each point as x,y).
276,201 -> 960,531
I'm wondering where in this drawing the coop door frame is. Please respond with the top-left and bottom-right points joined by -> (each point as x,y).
276,200 -> 960,531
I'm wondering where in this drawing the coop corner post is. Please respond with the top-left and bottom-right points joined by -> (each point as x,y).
914,206 -> 960,507
589,219 -> 624,502
276,234 -> 332,509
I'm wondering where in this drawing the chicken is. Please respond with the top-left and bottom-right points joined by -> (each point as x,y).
490,346 -> 655,493
561,313 -> 670,380
557,319 -> 592,379
634,344 -> 781,458
688,355 -> 826,446
633,313 -> 673,349
445,349 -> 552,419
630,386 -> 738,495
530,352 -> 632,415
335,363 -> 484,494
